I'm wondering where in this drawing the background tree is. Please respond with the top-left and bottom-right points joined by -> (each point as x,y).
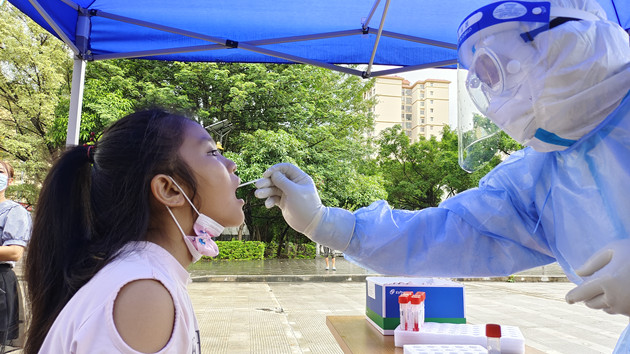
377,124 -> 521,210
1,2 -> 521,253
0,4 -> 72,205
50,59 -> 387,253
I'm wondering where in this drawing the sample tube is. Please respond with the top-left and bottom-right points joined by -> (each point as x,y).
410,295 -> 419,331
410,292 -> 426,331
486,323 -> 502,354
398,293 -> 410,331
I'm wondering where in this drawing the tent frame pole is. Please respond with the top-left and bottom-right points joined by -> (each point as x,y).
90,9 -> 451,78
364,0 -> 390,78
362,0 -> 381,30
92,29 -> 361,60
67,57 -> 86,146
27,0 -> 80,54
370,60 -> 457,77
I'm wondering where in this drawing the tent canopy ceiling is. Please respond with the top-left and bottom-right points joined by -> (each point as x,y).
8,0 -> 629,78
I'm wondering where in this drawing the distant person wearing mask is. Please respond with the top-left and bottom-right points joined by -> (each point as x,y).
255,0 -> 630,351
0,160 -> 31,346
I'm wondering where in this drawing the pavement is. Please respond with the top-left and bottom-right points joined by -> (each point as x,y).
11,258 -> 628,353
188,257 -> 570,283
188,257 -> 628,354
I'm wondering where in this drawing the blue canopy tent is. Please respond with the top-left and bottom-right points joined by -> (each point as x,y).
7,0 -> 629,145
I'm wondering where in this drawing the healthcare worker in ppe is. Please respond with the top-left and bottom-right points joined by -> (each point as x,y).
255,0 -> 630,351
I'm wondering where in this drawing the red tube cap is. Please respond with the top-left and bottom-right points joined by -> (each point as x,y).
486,324 -> 502,338
398,294 -> 410,304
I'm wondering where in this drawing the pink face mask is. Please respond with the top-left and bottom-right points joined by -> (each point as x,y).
166,177 -> 224,262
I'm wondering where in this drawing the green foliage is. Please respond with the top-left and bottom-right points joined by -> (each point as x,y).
286,242 -> 316,259
206,240 -> 266,261
263,241 -> 316,259
199,240 -> 315,260
4,183 -> 38,209
0,4 -> 72,205
458,114 -> 524,173
376,125 -> 521,209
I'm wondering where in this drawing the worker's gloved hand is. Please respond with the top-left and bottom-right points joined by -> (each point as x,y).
565,239 -> 630,317
254,163 -> 324,235
254,163 -> 355,249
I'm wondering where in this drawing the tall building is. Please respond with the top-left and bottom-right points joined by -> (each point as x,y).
364,76 -> 450,143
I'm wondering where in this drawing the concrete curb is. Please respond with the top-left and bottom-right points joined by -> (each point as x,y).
455,275 -> 569,283
191,274 -> 373,282
192,274 -> 569,283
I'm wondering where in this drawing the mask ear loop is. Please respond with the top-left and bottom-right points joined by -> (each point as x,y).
165,206 -> 188,238
167,176 -> 201,217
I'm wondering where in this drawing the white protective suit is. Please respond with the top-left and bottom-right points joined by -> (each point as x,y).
255,0 -> 630,351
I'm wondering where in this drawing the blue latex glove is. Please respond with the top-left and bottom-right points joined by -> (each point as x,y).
566,239 -> 630,316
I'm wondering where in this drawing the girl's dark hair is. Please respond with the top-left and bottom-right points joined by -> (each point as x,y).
24,109 -> 198,354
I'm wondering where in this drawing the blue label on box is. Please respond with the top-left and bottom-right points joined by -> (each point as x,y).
384,286 -> 464,318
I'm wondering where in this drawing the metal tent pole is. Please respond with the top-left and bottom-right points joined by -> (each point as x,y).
364,0 -> 391,78
66,57 -> 86,146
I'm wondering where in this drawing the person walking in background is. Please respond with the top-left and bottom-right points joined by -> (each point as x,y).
0,160 -> 31,347
321,245 -> 336,271
24,109 -> 245,353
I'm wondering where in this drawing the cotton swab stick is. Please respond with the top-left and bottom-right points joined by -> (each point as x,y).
238,178 -> 262,188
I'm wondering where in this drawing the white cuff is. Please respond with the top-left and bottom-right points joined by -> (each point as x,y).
308,207 -> 355,252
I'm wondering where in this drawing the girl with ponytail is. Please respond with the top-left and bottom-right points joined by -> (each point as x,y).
25,109 -> 245,353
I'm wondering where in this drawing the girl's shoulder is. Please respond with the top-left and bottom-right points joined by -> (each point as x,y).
113,278 -> 175,353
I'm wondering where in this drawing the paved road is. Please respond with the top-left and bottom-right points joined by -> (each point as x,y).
13,258 -> 626,353
189,280 -> 627,354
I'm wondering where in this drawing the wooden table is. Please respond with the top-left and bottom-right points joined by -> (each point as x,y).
326,315 -> 545,354
326,315 -> 403,354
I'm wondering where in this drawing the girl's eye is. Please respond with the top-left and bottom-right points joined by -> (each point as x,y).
208,150 -> 221,156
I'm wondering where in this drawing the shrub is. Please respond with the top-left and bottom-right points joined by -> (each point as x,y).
203,240 -> 265,261
199,240 -> 316,260
265,241 -> 316,259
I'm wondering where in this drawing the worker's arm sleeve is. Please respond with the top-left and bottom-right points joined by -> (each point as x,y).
342,154 -> 556,277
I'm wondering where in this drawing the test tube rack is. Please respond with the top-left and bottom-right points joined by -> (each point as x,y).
394,322 -> 525,354
403,344 -> 488,354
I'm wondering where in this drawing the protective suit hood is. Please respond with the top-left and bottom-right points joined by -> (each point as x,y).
529,0 -> 630,151
458,0 -> 630,156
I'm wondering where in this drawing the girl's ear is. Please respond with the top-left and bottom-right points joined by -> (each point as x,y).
151,174 -> 186,208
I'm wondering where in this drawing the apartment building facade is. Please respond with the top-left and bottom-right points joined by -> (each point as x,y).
365,76 -> 450,143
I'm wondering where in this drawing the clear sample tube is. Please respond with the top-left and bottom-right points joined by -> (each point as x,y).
411,292 -> 426,331
398,294 -> 410,331
486,323 -> 502,354
410,295 -> 419,331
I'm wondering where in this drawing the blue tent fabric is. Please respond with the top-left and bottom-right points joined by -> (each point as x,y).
9,0 -> 627,76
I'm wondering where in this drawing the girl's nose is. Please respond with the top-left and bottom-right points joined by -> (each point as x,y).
225,158 -> 237,173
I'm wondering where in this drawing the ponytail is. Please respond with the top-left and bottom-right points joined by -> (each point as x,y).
25,145 -> 94,354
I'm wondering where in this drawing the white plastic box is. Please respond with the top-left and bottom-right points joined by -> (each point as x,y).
395,322 -> 525,354
404,344 -> 488,354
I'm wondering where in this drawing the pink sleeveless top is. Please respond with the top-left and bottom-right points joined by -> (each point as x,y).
40,241 -> 200,353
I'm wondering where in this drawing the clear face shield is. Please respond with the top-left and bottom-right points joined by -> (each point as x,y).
457,1 -> 552,172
